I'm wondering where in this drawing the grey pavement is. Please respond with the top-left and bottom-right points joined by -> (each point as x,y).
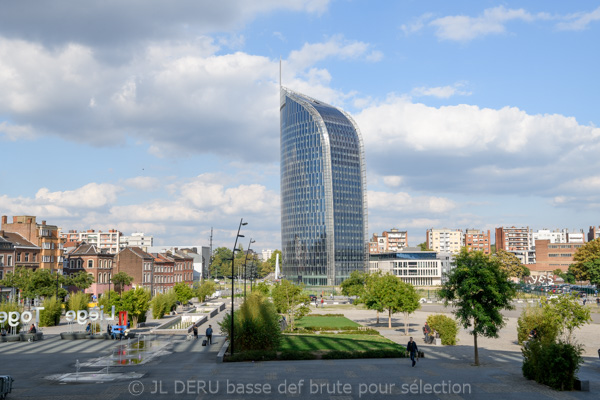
1,300 -> 599,399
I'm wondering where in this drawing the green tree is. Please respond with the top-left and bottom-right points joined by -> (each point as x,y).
196,280 -> 216,302
67,291 -> 90,312
360,271 -> 384,324
211,247 -> 233,277
439,249 -> 516,365
260,250 -> 282,277
571,238 -> 600,281
340,271 -> 365,298
397,280 -> 421,335
68,271 -> 94,292
173,282 -> 194,304
119,287 -> 151,326
1,268 -> 70,299
111,272 -> 134,295
254,282 -> 271,296
418,242 -> 431,251
363,273 -> 420,330
582,258 -> 600,289
271,279 -> 309,329
494,249 -> 528,278
39,296 -> 62,327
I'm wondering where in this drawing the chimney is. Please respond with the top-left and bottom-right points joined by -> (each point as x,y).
1,215 -> 6,225
42,220 -> 46,226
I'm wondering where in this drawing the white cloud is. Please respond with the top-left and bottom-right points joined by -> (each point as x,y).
411,82 -> 471,99
124,177 -> 162,191
382,176 -> 404,187
556,6 -> 600,31
357,97 -> 600,155
0,121 -> 35,141
35,183 -> 122,208
368,191 -> 456,214
426,6 -> 547,42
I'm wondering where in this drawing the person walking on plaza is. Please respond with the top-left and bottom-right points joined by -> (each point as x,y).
205,325 -> 213,344
407,337 -> 419,367
193,324 -> 198,340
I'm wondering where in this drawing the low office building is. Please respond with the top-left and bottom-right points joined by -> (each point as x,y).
530,240 -> 583,273
369,250 -> 450,287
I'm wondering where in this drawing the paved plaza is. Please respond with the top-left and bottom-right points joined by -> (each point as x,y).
1,302 -> 599,399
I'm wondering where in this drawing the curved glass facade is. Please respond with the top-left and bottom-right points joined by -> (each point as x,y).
280,87 -> 368,286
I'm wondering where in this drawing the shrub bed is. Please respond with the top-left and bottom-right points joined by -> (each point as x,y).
426,314 -> 458,345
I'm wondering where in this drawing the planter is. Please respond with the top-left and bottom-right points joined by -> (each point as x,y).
90,333 -> 110,340
4,335 -> 21,342
19,332 -> 43,342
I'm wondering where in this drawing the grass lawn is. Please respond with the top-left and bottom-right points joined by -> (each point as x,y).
280,333 -> 404,352
295,315 -> 359,329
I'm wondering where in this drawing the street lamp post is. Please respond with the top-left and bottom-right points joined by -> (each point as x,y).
230,218 -> 247,356
243,239 -> 255,299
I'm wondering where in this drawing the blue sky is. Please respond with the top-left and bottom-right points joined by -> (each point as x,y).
0,1 -> 599,251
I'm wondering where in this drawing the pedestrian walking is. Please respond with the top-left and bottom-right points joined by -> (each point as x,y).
193,324 -> 198,339
205,324 -> 213,344
320,297 -> 324,308
407,337 -> 419,367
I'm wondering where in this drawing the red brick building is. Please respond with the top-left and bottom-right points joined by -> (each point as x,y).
530,239 -> 583,273
1,215 -> 62,272
64,243 -> 115,298
115,247 -> 155,293
464,229 -> 491,254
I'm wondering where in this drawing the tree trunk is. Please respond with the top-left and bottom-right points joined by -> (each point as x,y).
404,312 -> 409,335
473,333 -> 479,366
376,310 -> 379,324
388,308 -> 392,328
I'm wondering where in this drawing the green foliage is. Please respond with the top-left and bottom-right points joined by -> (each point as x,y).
582,257 -> 600,289
68,271 -> 94,291
67,291 -> 90,312
340,271 -> 365,297
97,290 -> 120,310
417,242 -> 431,251
211,247 -> 233,277
219,292 -> 281,352
150,290 -> 178,319
439,248 -> 516,365
279,350 -> 316,360
426,314 -> 459,345
359,272 -> 420,330
253,282 -> 270,296
111,272 -> 134,294
271,279 -> 310,329
546,295 -> 591,343
119,287 -> 151,326
259,250 -> 282,277
196,280 -> 216,302
571,238 -> 600,281
494,249 -> 529,278
522,339 -> 583,391
39,296 -> 62,327
321,349 -> 407,360
0,301 -> 22,332
516,305 -> 559,345
173,282 -> 194,303
0,267 -> 68,299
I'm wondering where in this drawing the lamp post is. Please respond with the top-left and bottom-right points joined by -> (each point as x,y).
55,267 -> 62,298
243,239 -> 255,298
230,218 -> 247,356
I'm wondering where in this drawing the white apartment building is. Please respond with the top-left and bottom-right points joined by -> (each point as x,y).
60,229 -> 122,254
426,228 -> 463,254
122,232 -> 154,250
261,249 -> 273,261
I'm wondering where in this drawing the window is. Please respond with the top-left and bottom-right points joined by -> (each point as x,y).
16,253 -> 21,262
7,256 -> 12,266
88,260 -> 93,268
0,255 -> 3,266
24,253 -> 29,262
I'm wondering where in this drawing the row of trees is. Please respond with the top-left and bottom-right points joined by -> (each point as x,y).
210,247 -> 281,278
0,267 -> 135,300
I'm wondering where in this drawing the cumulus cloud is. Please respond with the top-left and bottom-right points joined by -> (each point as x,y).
357,97 -> 600,197
382,176 -> 404,187
35,183 -> 122,208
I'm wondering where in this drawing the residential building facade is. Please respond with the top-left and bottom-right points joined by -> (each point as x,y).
426,228 -> 463,254
115,247 -> 155,292
64,243 -> 115,298
121,232 -> 154,250
1,215 -> 62,272
280,87 -> 368,286
60,229 -> 122,254
463,229 -> 491,254
588,226 -> 600,242
495,226 -> 534,264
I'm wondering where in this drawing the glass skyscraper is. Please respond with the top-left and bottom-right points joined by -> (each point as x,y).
280,87 -> 368,286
